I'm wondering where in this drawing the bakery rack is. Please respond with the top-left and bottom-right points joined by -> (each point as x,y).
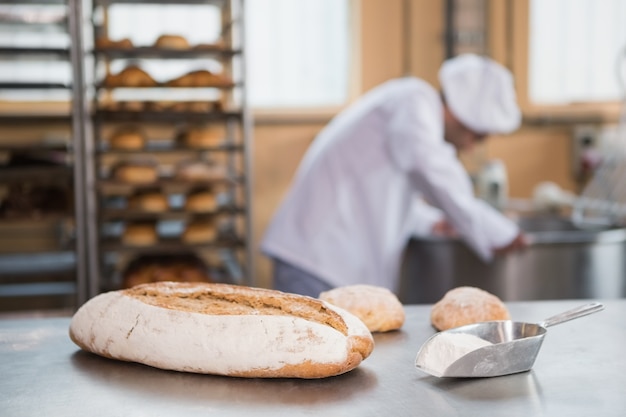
82,0 -> 253,296
0,0 -> 89,311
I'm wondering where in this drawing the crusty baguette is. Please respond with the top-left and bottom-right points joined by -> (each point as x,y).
69,282 -> 374,378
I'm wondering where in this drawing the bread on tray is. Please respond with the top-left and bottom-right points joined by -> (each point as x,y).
95,37 -> 134,49
69,281 -> 375,378
165,69 -> 232,88
153,34 -> 190,50
104,66 -> 158,88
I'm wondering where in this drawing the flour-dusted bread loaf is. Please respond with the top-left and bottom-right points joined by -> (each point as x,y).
430,286 -> 510,331
319,285 -> 405,332
69,282 -> 375,378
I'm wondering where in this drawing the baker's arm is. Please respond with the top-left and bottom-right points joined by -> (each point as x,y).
386,91 -> 521,261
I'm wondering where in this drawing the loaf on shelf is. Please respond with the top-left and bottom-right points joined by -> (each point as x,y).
122,221 -> 158,246
175,160 -> 227,182
185,188 -> 218,212
127,189 -> 169,212
182,218 -> 217,243
165,69 -> 232,88
104,66 -> 158,88
121,252 -> 212,288
153,34 -> 190,50
176,124 -> 224,149
108,126 -> 146,150
95,37 -> 134,49
111,160 -> 159,184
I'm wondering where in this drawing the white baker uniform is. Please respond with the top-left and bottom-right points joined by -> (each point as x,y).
261,77 -> 519,292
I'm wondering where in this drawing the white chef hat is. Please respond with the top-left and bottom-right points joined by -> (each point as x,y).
439,54 -> 521,134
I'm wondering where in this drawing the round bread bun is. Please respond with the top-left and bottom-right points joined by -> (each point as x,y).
113,163 -> 158,184
319,285 -> 405,332
95,37 -> 133,49
182,219 -> 217,243
430,286 -> 510,331
128,190 -> 168,212
185,189 -> 217,212
105,66 -> 157,88
177,125 -> 223,149
109,128 -> 145,150
122,253 -> 211,288
154,34 -> 190,50
165,69 -> 231,88
122,222 -> 158,246
175,161 -> 225,182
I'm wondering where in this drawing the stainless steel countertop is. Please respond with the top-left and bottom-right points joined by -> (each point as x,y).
1,300 -> 625,417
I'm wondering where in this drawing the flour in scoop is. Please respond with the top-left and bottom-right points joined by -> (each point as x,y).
415,333 -> 493,376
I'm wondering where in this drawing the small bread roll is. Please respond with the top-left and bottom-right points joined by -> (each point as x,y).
104,66 -> 158,88
430,286 -> 510,331
154,34 -> 190,50
95,37 -> 133,49
165,70 -> 231,88
175,161 -> 225,182
177,125 -> 223,149
122,222 -> 158,246
113,163 -> 158,184
109,128 -> 145,150
319,285 -> 405,332
128,190 -> 168,212
182,219 -> 217,243
185,189 -> 217,212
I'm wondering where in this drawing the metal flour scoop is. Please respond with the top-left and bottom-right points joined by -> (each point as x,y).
415,302 -> 604,378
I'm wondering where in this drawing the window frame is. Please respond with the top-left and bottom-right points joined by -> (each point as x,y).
496,0 -> 622,124
249,0 -> 361,123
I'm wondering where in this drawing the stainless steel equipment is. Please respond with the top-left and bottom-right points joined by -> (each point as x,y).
398,215 -> 626,303
415,302 -> 604,378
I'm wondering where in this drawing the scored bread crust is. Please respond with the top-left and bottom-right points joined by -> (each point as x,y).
69,282 -> 374,378
430,286 -> 510,331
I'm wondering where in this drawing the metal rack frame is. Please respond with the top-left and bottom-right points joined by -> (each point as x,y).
80,0 -> 253,300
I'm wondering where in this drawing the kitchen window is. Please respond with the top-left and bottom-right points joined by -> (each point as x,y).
528,0 -> 626,105
0,1 -> 352,110
245,0 -> 351,109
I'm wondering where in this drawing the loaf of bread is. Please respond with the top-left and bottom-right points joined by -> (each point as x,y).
165,70 -> 232,88
122,253 -> 211,288
185,189 -> 217,212
95,37 -> 134,49
182,219 -> 216,243
154,34 -> 190,50
109,127 -> 145,150
122,221 -> 158,246
112,162 -> 158,184
128,190 -> 168,212
69,282 -> 374,378
430,286 -> 510,331
319,285 -> 405,332
176,125 -> 223,149
175,161 -> 225,182
104,66 -> 158,88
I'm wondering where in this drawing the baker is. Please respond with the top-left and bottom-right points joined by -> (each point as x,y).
261,54 -> 528,297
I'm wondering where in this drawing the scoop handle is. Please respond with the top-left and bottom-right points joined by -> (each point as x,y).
541,302 -> 605,328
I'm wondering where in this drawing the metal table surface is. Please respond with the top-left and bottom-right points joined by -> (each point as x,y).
1,299 -> 625,417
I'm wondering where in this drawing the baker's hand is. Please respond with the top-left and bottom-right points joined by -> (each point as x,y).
431,220 -> 457,237
493,232 -> 529,256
